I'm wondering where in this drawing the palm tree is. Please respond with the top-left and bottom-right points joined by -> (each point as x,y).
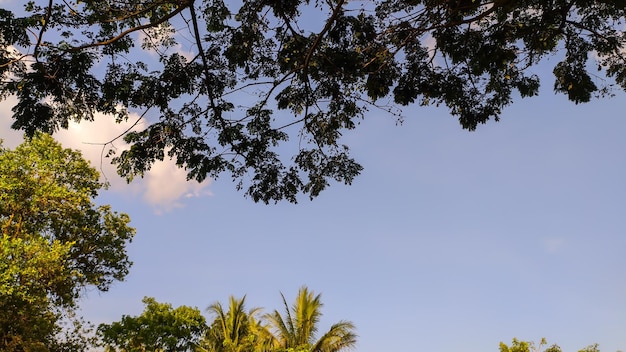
199,296 -> 274,352
266,286 -> 357,352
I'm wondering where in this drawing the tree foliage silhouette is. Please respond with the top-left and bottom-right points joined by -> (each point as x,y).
2,0 -> 625,202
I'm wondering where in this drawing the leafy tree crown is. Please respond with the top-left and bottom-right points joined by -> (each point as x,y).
2,0 -> 625,202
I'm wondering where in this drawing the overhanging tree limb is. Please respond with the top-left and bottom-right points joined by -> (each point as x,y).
1,0 -> 625,202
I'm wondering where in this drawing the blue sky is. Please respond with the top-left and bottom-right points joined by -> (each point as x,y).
68,86 -> 626,352
2,1 -> 626,351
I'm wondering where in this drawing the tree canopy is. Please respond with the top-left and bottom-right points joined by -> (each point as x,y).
1,0 -> 625,202
500,338 -> 600,352
0,133 -> 135,351
99,297 -> 208,352
99,287 -> 356,352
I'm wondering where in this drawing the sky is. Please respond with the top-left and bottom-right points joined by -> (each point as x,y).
2,2 -> 626,352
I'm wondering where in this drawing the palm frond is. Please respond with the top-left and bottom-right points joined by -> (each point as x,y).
311,321 -> 357,352
266,286 -> 355,352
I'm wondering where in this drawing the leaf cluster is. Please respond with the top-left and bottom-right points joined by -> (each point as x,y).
2,0 -> 626,201
99,297 -> 208,352
500,338 -> 601,352
99,287 -> 357,352
0,133 -> 135,351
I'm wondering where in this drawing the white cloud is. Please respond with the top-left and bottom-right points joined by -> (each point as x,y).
142,156 -> 213,214
422,34 -> 438,62
0,96 -> 23,147
1,98 -> 212,212
53,111 -> 147,189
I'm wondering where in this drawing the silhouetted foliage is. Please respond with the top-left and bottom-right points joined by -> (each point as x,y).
2,1 -> 625,202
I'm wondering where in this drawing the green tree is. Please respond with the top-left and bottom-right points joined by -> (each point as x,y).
500,338 -> 600,352
266,286 -> 356,352
1,1 -> 626,202
199,296 -> 274,352
100,288 -> 356,352
98,297 -> 208,352
0,133 -> 135,351
0,235 -> 72,351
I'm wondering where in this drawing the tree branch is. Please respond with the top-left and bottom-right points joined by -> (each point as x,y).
66,2 -> 189,53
